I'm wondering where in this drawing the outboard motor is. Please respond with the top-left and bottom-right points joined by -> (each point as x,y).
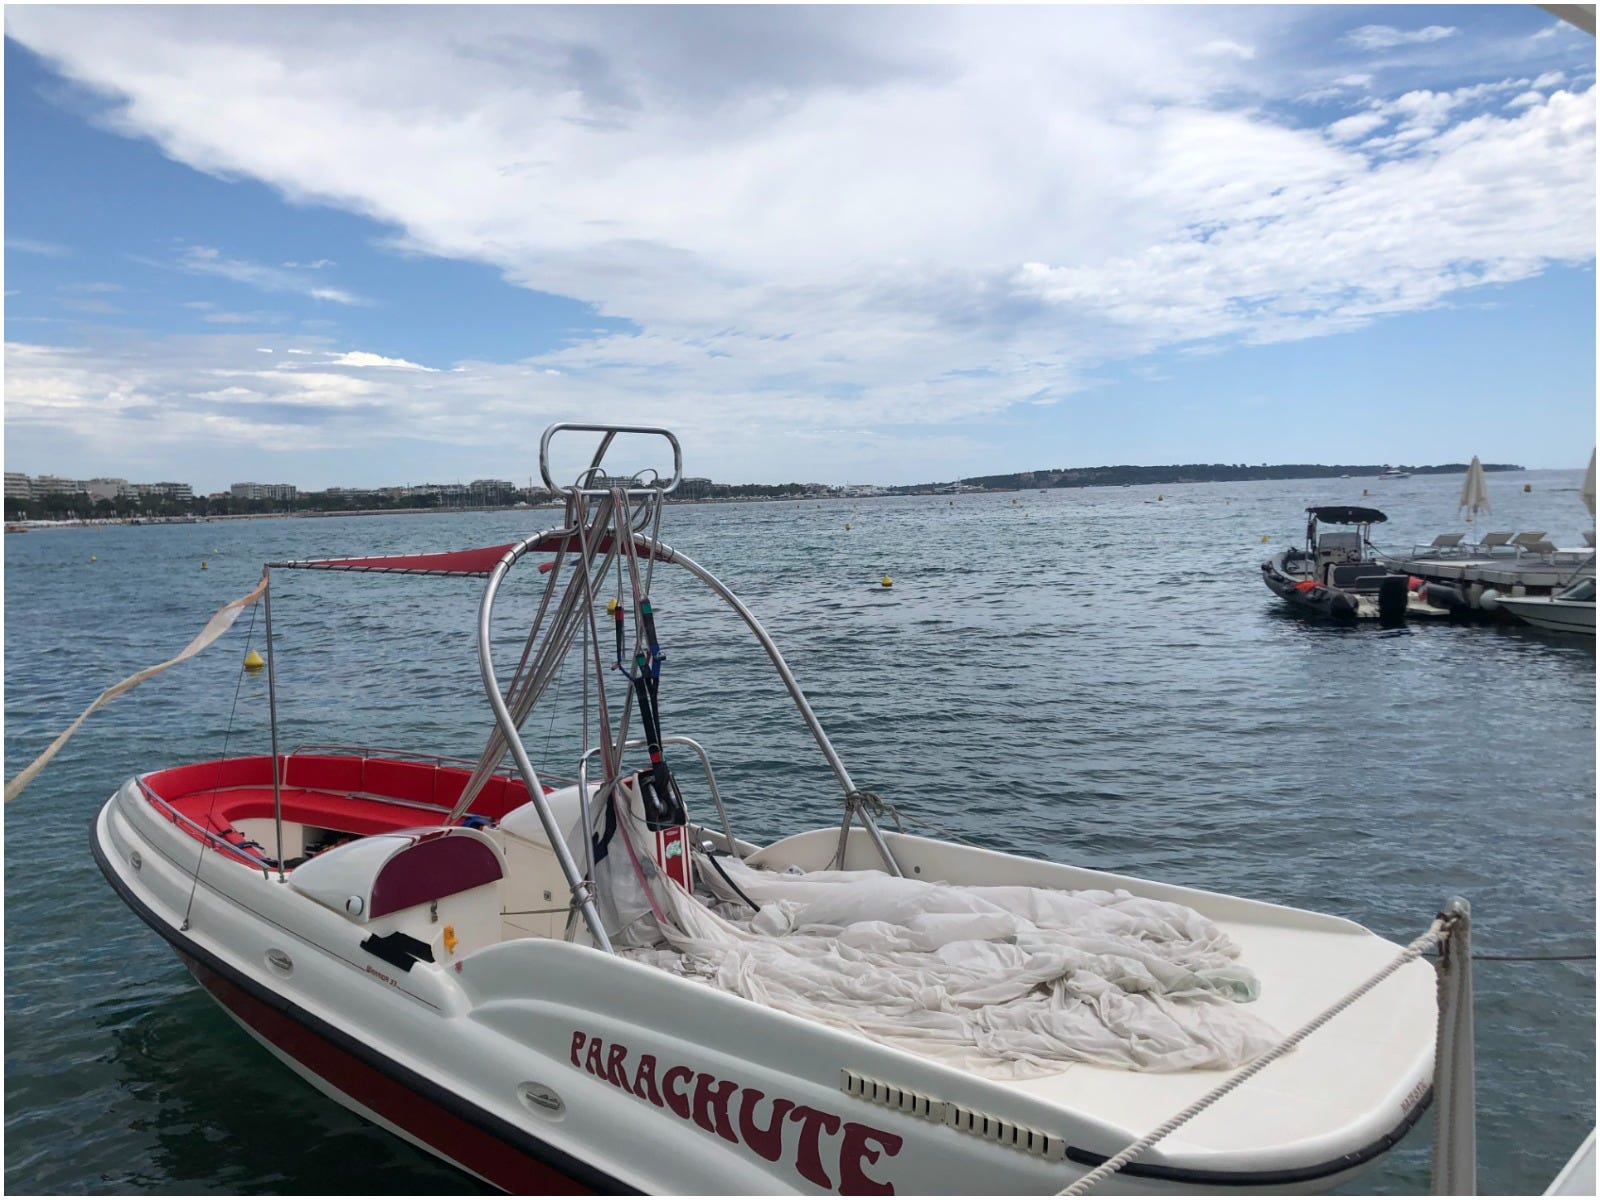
1377,575 -> 1409,627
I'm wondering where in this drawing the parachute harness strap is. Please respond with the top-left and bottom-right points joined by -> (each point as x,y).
1058,913 -> 1455,1196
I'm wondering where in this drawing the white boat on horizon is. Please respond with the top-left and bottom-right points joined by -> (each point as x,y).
93,424 -> 1442,1195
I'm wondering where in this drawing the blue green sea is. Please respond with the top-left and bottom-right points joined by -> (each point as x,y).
5,469 -> 1593,1193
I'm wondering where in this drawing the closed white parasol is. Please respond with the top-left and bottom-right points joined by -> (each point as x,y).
1458,455 -> 1490,521
1583,448 -> 1595,519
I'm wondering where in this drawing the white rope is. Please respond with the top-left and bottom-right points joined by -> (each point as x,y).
5,573 -> 269,803
1059,917 -> 1449,1196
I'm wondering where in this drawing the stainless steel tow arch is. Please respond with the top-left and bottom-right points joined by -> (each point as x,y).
476,526 -> 905,954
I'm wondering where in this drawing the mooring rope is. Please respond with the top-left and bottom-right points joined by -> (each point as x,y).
1059,916 -> 1451,1196
5,573 -> 270,803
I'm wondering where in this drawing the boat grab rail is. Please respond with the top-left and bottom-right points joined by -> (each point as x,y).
285,744 -> 580,795
539,423 -> 683,497
576,736 -> 737,884
133,774 -> 273,879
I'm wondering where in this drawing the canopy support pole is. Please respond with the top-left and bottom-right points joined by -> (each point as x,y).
263,574 -> 286,883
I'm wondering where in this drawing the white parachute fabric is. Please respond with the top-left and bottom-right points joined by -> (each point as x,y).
642,857 -> 1280,1078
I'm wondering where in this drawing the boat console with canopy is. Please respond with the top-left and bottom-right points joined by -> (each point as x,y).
1261,506 -> 1447,622
93,425 -> 1449,1194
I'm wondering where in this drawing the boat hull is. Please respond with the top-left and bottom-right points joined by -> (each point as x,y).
94,778 -> 1435,1196
92,813 -> 611,1194
1494,595 -> 1595,634
1260,555 -> 1361,620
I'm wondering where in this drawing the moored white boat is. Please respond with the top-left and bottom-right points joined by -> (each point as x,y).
94,425 -> 1440,1195
1489,561 -> 1596,636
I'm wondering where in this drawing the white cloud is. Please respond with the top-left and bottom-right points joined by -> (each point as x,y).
1200,40 -> 1255,61
6,237 -> 70,257
1533,71 -> 1568,89
1327,111 -> 1388,142
2,6 -> 1593,480
330,350 -> 437,371
1507,91 -> 1545,109
1345,25 -> 1458,51
170,244 -> 365,304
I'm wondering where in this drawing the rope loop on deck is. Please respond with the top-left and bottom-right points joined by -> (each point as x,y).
1059,914 -> 1452,1196
846,789 -> 903,833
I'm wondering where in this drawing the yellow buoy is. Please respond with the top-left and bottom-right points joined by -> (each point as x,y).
1260,534 -> 1270,543
881,575 -> 893,588
606,597 -> 619,615
201,561 -> 208,570
243,650 -> 265,671
845,523 -> 851,531
89,555 -> 97,562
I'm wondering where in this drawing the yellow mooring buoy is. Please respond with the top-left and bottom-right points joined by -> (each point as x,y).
1260,534 -> 1270,543
201,561 -> 208,570
243,650 -> 265,671
881,574 -> 893,588
89,555 -> 97,562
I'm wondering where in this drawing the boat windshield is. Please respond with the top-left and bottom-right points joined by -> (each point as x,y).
1559,576 -> 1595,602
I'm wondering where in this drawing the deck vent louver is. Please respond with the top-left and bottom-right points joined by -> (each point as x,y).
839,1070 -> 1065,1161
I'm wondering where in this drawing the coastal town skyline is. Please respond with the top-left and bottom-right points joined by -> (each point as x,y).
5,7 -> 1594,488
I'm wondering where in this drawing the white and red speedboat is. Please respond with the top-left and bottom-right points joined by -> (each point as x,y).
94,425 -> 1440,1195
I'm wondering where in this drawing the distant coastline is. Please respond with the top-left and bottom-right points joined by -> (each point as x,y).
898,461 -> 1525,494
5,462 -> 1540,532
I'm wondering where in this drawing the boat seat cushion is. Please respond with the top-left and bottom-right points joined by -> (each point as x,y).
1327,563 -> 1391,589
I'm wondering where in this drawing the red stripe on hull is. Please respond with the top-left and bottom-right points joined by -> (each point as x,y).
177,952 -> 593,1194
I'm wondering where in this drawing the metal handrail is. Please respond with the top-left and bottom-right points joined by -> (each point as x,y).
660,542 -> 903,878
135,775 -> 273,878
539,423 -> 683,497
575,736 -> 737,885
287,743 -> 520,774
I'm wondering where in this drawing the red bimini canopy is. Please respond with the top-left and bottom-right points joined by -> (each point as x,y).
270,544 -> 518,577
268,533 -> 673,578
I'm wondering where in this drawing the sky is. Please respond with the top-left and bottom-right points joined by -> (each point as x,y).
4,5 -> 1595,491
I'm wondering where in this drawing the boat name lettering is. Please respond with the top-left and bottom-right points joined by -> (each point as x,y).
569,1029 -> 902,1194
363,965 -> 398,987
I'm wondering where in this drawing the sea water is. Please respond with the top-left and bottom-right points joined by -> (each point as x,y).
4,469 -> 1593,1194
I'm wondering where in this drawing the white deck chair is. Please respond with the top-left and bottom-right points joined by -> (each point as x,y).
1415,533 -> 1464,556
1475,531 -> 1514,554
